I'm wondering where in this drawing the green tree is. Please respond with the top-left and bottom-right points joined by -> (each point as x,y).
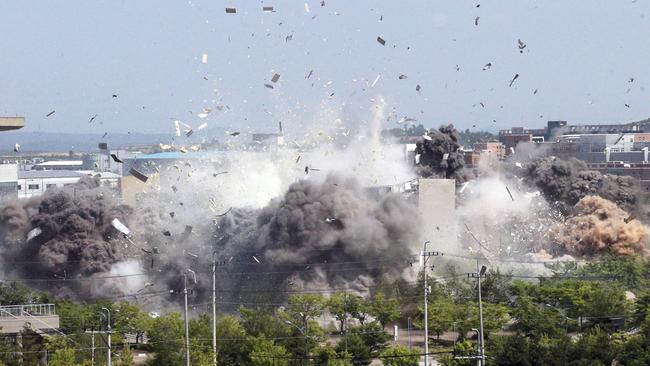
114,301 -> 152,344
146,312 -> 184,366
327,293 -> 364,333
380,345 -> 420,366
425,298 -> 455,339
49,348 -> 76,366
116,346 -> 134,366
370,293 -> 400,329
249,337 -> 290,366
285,294 -> 325,325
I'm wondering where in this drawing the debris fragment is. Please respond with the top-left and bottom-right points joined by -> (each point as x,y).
416,84 -> 421,92
112,94 -> 117,98
197,122 -> 208,131
377,36 -> 386,46
227,131 -> 240,136
474,16 -> 479,26
505,186 -> 515,201
306,70 -> 313,79
271,73 -> 281,83
296,155 -> 301,163
111,218 -> 132,236
110,154 -> 123,163
482,62 -> 492,70
517,38 -> 526,53
225,7 -> 236,13
89,114 -> 97,123
459,182 -> 470,193
398,74 -> 408,80
46,110 -> 56,117
201,53 -> 208,64
27,227 -> 42,241
13,143 -> 20,153
371,74 -> 381,87
186,129 -> 194,137
304,3 -> 310,12
509,73 -> 520,87
263,6 -> 274,12
162,230 -> 172,237
264,83 -> 274,89
533,88 -> 538,95
129,167 -> 149,183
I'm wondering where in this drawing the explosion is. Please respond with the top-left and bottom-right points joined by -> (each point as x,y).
414,124 -> 466,182
523,157 -> 639,215
551,195 -> 649,257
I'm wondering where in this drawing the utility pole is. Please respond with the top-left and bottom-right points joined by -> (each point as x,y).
468,263 -> 487,366
212,252 -> 217,366
101,308 -> 111,366
91,329 -> 95,366
420,241 -> 442,366
183,272 -> 191,366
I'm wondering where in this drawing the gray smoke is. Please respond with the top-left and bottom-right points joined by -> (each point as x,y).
521,157 -> 640,215
0,172 -> 421,305
414,124 -> 467,182
0,176 -> 133,298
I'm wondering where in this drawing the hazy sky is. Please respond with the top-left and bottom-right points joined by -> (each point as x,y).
0,0 -> 648,135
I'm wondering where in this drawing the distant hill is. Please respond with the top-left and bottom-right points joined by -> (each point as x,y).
0,127 -> 227,153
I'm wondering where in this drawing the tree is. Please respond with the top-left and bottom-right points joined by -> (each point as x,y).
285,294 -> 325,325
249,337 -> 290,366
49,348 -> 76,366
116,346 -> 134,366
327,293 -> 364,333
214,315 -> 247,366
369,293 -> 400,329
380,345 -> 420,366
146,312 -> 185,366
240,306 -> 279,338
113,301 -> 152,344
425,298 -> 455,339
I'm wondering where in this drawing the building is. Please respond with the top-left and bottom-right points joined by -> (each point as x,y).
0,303 -> 59,334
17,170 -> 120,199
0,164 -> 18,199
473,142 -> 505,160
417,179 -> 457,252
0,117 -> 25,131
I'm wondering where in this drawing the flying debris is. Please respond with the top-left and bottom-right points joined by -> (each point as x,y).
271,73 -> 281,83
306,70 -> 313,79
263,6 -> 274,12
89,114 -> 97,123
398,74 -> 408,80
13,143 -> 20,153
225,7 -> 236,13
129,167 -> 149,183
227,131 -> 240,136
371,74 -> 381,87
296,155 -> 301,163
252,255 -> 261,263
533,88 -> 538,95
26,227 -> 42,242
162,230 -> 172,237
625,103 -> 631,108
509,73 -> 520,87
459,182 -> 470,193
505,186 -> 515,201
264,83 -> 274,89
186,129 -> 194,137
629,77 -> 635,83
482,62 -> 492,70
377,36 -> 386,46
474,16 -> 479,25
111,218 -> 132,237
46,110 -> 56,117
110,154 -> 123,163
416,84 -> 421,92
201,53 -> 208,64
517,38 -> 526,52
422,134 -> 432,141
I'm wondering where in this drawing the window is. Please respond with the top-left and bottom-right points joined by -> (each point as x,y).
46,184 -> 56,189
17,185 -> 21,190
28,184 -> 39,190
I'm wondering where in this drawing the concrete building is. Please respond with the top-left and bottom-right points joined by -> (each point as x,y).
473,142 -> 505,160
17,170 -> 120,199
0,304 -> 59,335
0,117 -> 25,131
0,164 -> 18,199
417,179 -> 457,252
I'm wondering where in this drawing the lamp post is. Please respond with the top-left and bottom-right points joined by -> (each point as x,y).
285,320 -> 309,365
100,308 -> 111,366
468,263 -> 487,366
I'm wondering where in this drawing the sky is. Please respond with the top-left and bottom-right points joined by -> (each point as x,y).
0,0 -> 649,136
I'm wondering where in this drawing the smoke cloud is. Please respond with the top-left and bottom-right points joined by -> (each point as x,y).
522,157 -> 640,215
414,124 -> 466,182
551,195 -> 649,257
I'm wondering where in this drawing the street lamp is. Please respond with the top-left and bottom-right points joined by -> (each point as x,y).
100,308 -> 111,366
468,264 -> 487,366
285,320 -> 309,365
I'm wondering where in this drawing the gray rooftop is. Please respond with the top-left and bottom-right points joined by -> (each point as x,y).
18,170 -> 84,179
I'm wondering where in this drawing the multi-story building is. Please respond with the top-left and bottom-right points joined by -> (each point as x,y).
17,170 -> 120,199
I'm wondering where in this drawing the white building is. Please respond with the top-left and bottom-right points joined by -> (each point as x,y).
17,170 -> 120,199
0,164 -> 18,198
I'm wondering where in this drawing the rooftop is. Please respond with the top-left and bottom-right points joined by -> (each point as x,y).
0,117 -> 25,131
18,170 -> 85,179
